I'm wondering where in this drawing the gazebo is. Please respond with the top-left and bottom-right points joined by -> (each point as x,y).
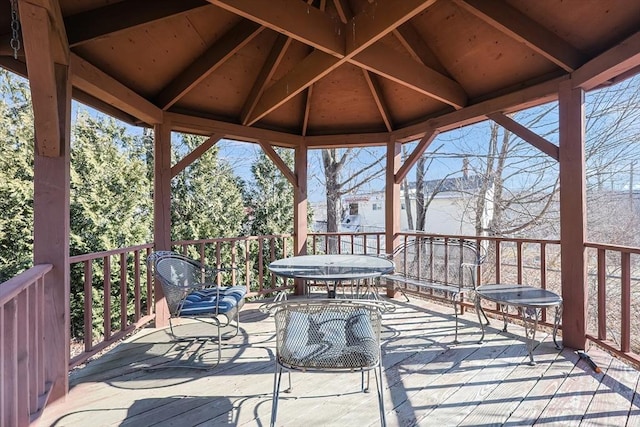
2,0 -> 640,424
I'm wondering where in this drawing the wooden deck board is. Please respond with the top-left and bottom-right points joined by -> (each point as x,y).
37,297 -> 640,427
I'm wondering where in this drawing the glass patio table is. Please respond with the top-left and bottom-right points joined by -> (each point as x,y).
268,254 -> 395,298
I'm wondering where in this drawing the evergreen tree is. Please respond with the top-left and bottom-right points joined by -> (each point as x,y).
245,149 -> 294,236
0,70 -> 34,281
170,133 -> 246,242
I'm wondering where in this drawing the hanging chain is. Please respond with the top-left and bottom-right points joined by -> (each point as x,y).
10,0 -> 21,59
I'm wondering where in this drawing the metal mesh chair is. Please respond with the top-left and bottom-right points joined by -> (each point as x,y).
147,251 -> 246,368
261,299 -> 394,427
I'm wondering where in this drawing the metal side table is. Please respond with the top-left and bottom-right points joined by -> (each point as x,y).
475,283 -> 563,365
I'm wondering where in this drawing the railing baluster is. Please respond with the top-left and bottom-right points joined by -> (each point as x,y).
621,251 -> 631,353
83,261 -> 93,353
4,299 -> 18,426
495,240 -> 501,284
517,241 -> 523,284
134,250 -> 141,322
120,253 -> 127,332
103,256 -> 111,341
597,248 -> 607,341
258,238 -> 264,293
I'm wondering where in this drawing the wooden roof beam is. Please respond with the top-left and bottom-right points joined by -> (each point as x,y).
488,112 -> 559,160
333,1 -> 394,132
245,0 -> 437,125
18,0 -> 67,156
363,70 -> 393,132
241,34 -> 292,125
65,0 -> 210,47
257,140 -> 296,186
353,43 -> 467,109
454,0 -> 583,72
208,0 -> 345,57
166,111 -> 302,147
302,85 -> 313,136
71,54 -> 163,125
393,23 -> 450,76
171,134 -> 222,178
332,0 -> 352,24
155,20 -> 264,110
345,0 -> 437,55
572,31 -> 640,91
393,75 -> 567,142
19,0 -> 69,65
395,129 -> 438,184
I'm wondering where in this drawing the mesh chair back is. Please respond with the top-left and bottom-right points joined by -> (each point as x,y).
155,256 -> 207,315
272,300 -> 383,371
392,238 -> 482,290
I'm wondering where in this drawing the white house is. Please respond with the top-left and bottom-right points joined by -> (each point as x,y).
311,175 -> 491,236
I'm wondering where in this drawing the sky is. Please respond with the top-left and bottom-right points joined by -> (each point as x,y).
16,69 -> 639,206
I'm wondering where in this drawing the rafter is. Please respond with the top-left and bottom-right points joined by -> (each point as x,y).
245,0 -> 438,125
208,0 -> 345,57
302,85 -> 313,136
241,34 -> 292,125
363,70 -> 393,132
353,43 -> 467,109
346,0 -> 437,55
246,50 -> 340,126
65,0 -> 209,47
393,23 -> 450,76
156,20 -> 264,110
71,53 -> 163,125
572,31 -> 640,91
332,0 -> 352,24
454,0 -> 583,72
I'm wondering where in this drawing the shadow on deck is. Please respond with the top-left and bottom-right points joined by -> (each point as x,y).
38,297 -> 640,426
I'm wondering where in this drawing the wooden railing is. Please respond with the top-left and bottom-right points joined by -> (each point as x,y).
0,264 -> 53,426
172,234 -> 295,297
59,234 -> 640,376
68,235 -> 295,367
585,242 -> 640,367
68,244 -> 155,368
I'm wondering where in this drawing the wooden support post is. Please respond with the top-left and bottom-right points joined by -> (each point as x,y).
385,138 -> 402,297
153,119 -> 172,327
558,79 -> 588,350
33,63 -> 71,402
293,141 -> 308,295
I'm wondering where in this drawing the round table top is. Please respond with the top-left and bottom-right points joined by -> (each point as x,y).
268,254 -> 395,281
476,284 -> 562,308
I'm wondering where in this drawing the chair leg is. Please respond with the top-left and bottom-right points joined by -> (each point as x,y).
361,370 -> 371,393
452,299 -> 459,344
374,364 -> 386,427
215,317 -> 222,366
271,365 -> 283,427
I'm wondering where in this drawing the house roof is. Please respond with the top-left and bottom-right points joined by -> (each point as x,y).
1,0 -> 640,147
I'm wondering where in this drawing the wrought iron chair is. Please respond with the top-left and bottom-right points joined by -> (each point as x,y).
147,251 -> 246,368
260,299 -> 394,427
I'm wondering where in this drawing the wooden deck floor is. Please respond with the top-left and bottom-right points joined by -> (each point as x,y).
38,297 -> 640,426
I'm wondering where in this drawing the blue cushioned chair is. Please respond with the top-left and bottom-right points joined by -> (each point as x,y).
147,251 -> 246,368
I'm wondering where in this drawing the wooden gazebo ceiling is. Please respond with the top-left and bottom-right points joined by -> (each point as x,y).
1,0 -> 640,147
